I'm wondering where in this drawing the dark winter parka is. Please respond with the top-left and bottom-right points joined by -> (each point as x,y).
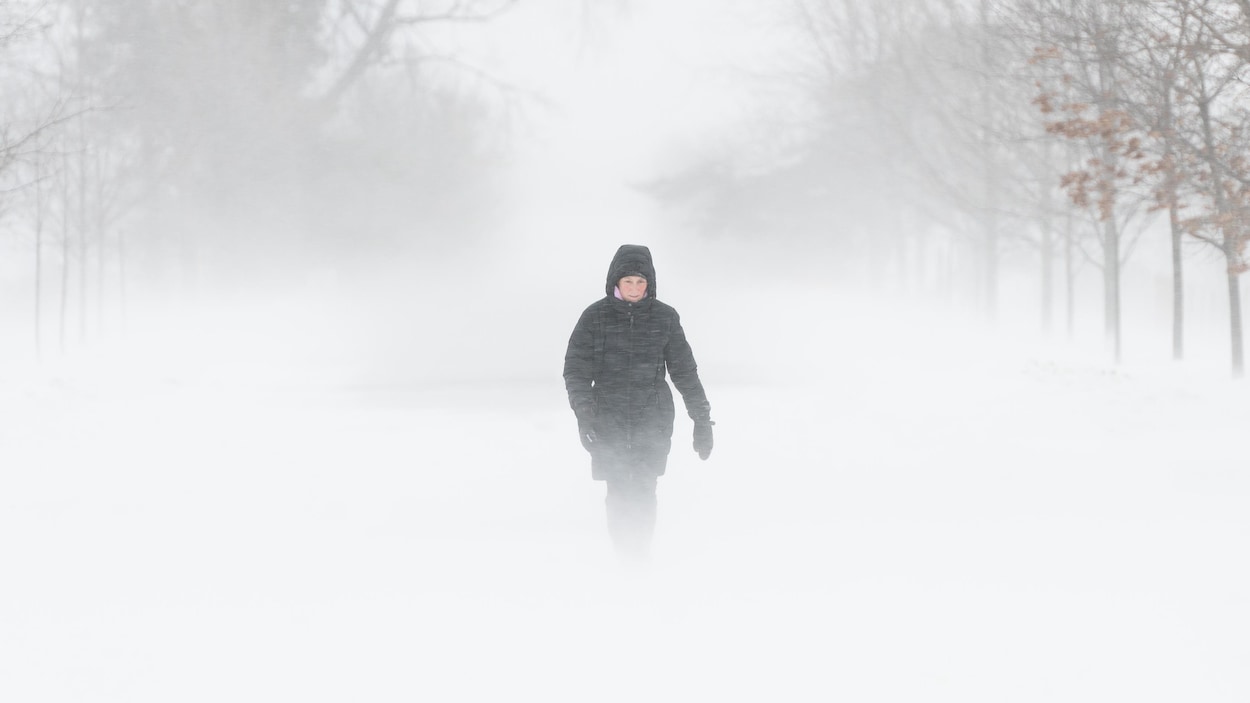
563,245 -> 711,481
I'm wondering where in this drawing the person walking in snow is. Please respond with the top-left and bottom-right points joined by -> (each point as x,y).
563,244 -> 714,559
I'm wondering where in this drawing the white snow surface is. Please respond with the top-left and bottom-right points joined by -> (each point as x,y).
2,289 -> 1247,702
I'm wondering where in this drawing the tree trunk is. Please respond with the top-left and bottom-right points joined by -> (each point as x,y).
1169,201 -> 1184,360
77,122 -> 88,346
983,213 -> 998,322
95,151 -> 106,336
1227,265 -> 1244,378
1104,216 -> 1121,363
1161,87 -> 1183,361
34,162 -> 44,361
979,0 -> 997,323
118,228 -> 127,334
1040,209 -> 1054,337
1064,209 -> 1076,340
1198,95 -> 1243,376
1094,18 -> 1121,364
60,151 -> 71,352
75,4 -> 89,347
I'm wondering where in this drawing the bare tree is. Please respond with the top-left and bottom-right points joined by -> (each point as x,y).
317,0 -> 517,111
1126,3 -> 1194,360
776,0 -> 1250,373
0,1 -> 90,357
1166,0 -> 1250,376
0,3 -> 65,182
1024,0 -> 1162,363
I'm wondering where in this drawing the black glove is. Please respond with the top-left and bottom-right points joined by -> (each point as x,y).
693,420 -> 714,460
576,410 -> 597,453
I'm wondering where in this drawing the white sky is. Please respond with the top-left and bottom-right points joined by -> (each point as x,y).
430,0 -> 807,315
471,0 -> 796,173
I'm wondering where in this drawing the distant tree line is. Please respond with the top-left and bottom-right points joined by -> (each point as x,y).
0,0 -> 514,359
9,1 -> 1250,376
649,0 -> 1250,377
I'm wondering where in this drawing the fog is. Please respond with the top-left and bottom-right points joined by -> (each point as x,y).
2,1 -> 1248,701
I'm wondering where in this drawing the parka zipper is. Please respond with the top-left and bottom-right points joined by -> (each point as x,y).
626,310 -> 635,450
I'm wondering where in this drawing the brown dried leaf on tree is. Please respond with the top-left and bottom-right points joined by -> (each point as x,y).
1033,88 -> 1056,114
1060,171 -> 1093,209
1028,46 -> 1063,65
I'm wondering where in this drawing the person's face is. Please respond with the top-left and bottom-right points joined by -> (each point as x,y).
619,275 -> 647,302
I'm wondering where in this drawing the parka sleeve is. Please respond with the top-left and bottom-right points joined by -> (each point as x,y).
563,306 -> 598,418
665,311 -> 712,422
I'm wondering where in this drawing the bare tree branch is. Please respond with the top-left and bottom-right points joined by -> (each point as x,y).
394,0 -> 515,25
318,0 -> 516,113
319,0 -> 404,110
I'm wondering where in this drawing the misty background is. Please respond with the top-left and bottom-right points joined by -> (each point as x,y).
1,0 -> 806,387
2,1 -> 1249,701
2,0 -> 1247,383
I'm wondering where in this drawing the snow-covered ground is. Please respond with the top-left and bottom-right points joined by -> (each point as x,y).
2,288 -> 1247,702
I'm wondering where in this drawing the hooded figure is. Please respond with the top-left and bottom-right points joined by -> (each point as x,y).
563,244 -> 714,558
